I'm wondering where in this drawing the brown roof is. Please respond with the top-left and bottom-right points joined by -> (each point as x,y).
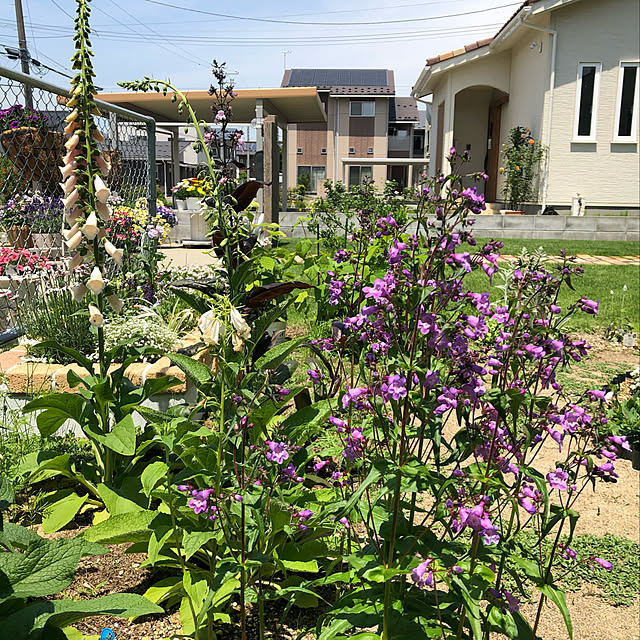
425,0 -> 543,67
389,97 -> 419,122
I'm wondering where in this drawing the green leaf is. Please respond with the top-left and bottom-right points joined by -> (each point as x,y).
0,475 -> 15,509
83,510 -> 171,544
0,538 -> 86,601
96,484 -> 143,516
183,530 -> 217,561
254,337 -> 304,373
102,414 -> 136,456
23,394 -> 86,438
141,461 -> 169,498
167,353 -> 213,390
2,593 -> 163,636
540,583 -> 572,640
32,340 -> 94,372
142,576 -> 183,607
42,492 -> 88,534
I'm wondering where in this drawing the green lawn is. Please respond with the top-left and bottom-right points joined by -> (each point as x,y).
463,238 -> 638,257
465,264 -> 640,330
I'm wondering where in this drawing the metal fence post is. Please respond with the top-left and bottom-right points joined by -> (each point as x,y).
146,119 -> 157,220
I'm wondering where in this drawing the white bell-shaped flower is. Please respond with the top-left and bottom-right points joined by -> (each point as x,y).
104,240 -> 123,265
94,175 -> 111,204
82,211 -> 99,241
71,282 -> 88,302
64,132 -> 79,151
65,230 -> 83,251
107,294 -> 124,313
63,223 -> 79,241
63,189 -> 79,211
88,304 -> 104,327
229,308 -> 251,339
86,266 -> 104,295
68,252 -> 84,270
96,201 -> 112,221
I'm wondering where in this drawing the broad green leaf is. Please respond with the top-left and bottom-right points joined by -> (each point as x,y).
83,510 -> 171,544
2,593 -> 163,636
42,492 -> 88,534
0,475 -> 15,509
96,484 -> 143,516
102,414 -> 136,456
540,583 -> 572,640
183,530 -> 217,561
142,576 -> 183,607
167,353 -> 213,390
254,337 -> 304,373
141,461 -> 169,498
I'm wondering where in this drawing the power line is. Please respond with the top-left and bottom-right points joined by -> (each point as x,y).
141,0 -> 520,26
48,0 -> 74,20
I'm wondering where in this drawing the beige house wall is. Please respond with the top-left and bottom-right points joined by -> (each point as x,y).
286,124 -> 298,190
372,97 -> 389,186
546,0 -> 640,207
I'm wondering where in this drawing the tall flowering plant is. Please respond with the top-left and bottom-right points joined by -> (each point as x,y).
304,150 -> 623,639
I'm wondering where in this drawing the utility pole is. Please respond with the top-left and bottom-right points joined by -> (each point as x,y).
281,50 -> 291,72
14,0 -> 33,108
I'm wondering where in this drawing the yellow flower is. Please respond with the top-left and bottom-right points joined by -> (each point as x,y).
499,167 -> 505,173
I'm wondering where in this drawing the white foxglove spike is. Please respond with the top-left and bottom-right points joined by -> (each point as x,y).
68,252 -> 84,270
96,201 -> 112,221
66,231 -> 83,251
63,121 -> 80,135
63,223 -> 80,240
88,304 -> 104,328
104,240 -> 123,265
64,132 -> 80,151
107,294 -> 124,313
59,161 -> 77,180
71,282 -> 88,302
96,154 -> 111,176
63,189 -> 79,211
94,175 -> 110,204
86,266 -> 104,295
82,211 -> 99,241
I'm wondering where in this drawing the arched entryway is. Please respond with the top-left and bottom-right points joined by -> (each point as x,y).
453,86 -> 508,201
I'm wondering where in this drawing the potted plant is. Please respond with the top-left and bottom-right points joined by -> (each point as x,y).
0,192 -> 64,253
171,177 -> 211,211
500,126 -> 544,214
0,104 -> 64,185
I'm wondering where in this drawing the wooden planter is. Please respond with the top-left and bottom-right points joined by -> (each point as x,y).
7,225 -> 33,249
0,127 -> 64,185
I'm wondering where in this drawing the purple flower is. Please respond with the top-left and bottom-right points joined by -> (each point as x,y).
265,441 -> 290,464
411,558 -> 434,588
307,369 -> 324,383
424,369 -> 440,389
523,344 -> 545,360
381,374 -> 407,401
387,240 -> 408,265
188,488 -> 215,515
546,468 -> 569,491
342,387 -> 368,409
362,278 -> 391,303
447,252 -> 472,273
313,460 -> 329,472
281,463 -> 304,483
579,297 -> 599,314
608,435 -> 631,452
594,557 -> 612,570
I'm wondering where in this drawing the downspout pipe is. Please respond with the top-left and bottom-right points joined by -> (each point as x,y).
521,6 -> 557,212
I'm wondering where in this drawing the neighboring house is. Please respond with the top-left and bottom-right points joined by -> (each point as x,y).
281,68 -> 429,193
412,0 -> 640,214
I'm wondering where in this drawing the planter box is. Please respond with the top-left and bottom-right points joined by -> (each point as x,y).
176,199 -> 188,211
189,210 -> 210,242
186,197 -> 203,210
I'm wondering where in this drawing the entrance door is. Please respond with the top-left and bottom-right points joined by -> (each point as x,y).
485,95 -> 508,202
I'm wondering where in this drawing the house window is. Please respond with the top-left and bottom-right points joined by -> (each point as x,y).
367,147 -> 374,154
321,147 -> 327,155
297,165 -> 326,193
297,147 -> 303,154
348,165 -> 373,186
349,147 -> 355,154
349,100 -> 375,117
614,62 -> 639,141
573,62 -> 601,140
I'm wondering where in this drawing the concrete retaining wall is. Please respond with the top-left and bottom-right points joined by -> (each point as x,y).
277,212 -> 640,243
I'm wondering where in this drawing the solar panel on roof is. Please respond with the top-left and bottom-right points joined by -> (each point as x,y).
287,69 -> 388,87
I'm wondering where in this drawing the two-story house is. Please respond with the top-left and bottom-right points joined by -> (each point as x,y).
281,68 -> 428,194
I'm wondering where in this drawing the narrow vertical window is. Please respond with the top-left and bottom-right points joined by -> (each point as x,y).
615,62 -> 639,140
574,63 -> 601,140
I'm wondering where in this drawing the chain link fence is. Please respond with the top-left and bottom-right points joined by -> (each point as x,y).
0,65 -> 156,341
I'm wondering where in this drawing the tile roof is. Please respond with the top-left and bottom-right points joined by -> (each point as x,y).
281,68 -> 395,95
424,0 -> 543,67
389,97 -> 420,122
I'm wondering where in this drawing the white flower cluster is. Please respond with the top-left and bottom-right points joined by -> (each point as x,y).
630,367 -> 640,395
103,314 -> 179,359
164,261 -> 224,282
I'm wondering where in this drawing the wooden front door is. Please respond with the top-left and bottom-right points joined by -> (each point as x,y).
485,96 -> 508,202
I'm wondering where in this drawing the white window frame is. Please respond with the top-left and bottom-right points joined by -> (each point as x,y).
349,100 -> 375,117
573,62 -> 601,142
613,61 -> 639,143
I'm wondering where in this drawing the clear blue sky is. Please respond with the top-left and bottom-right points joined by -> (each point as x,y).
0,0 -> 520,95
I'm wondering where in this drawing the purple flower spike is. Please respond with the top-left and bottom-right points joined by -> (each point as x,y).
546,468 -> 569,491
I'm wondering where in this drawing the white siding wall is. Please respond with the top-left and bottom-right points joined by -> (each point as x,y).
547,0 -> 640,207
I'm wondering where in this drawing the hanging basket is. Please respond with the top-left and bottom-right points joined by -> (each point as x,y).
0,126 -> 64,185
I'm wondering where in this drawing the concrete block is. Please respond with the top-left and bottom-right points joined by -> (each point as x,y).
565,217 -> 597,231
625,232 -> 640,243
503,216 -> 532,229
534,216 -> 566,230
596,232 -> 629,242
596,217 -> 632,232
625,218 -> 640,233
561,231 -> 595,241
502,230 -> 533,239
